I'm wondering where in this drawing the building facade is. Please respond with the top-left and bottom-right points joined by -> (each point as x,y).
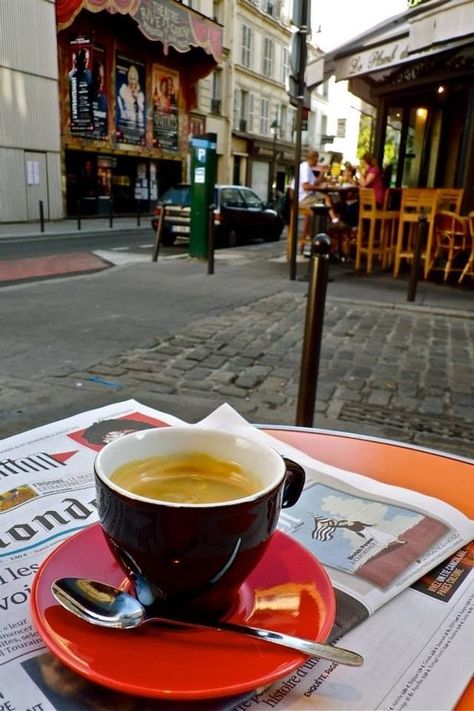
0,0 -> 62,223
56,0 -> 222,217
308,0 -> 474,211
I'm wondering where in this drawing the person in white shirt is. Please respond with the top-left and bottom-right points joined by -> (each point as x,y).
290,148 -> 327,249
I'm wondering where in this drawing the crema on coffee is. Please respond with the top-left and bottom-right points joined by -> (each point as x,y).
109,453 -> 261,504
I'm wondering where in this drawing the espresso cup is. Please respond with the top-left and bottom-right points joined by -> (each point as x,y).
94,427 -> 305,618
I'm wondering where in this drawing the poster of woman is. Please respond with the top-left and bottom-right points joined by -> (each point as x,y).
152,65 -> 179,151
116,56 -> 146,145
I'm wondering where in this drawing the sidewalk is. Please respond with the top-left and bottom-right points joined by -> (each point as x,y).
1,239 -> 472,458
0,215 -> 151,240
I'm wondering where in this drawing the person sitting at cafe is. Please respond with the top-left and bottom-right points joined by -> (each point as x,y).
359,152 -> 385,207
290,148 -> 328,250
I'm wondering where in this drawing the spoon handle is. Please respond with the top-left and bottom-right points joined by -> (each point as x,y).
153,617 -> 363,667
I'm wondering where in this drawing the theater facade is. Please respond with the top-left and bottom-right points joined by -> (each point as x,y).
56,0 -> 222,216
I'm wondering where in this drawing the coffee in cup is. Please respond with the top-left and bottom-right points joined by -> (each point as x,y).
109,452 -> 262,504
95,427 -> 305,618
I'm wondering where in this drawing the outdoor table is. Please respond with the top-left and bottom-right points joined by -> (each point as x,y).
264,424 -> 474,711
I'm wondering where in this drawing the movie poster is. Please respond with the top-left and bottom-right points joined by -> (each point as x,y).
116,56 -> 146,145
152,65 -> 179,151
69,40 -> 108,139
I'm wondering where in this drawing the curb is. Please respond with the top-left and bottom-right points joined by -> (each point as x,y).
326,294 -> 473,320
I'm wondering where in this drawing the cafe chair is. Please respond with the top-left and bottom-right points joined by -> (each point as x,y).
355,188 -> 399,274
381,188 -> 402,269
435,188 -> 464,214
393,188 -> 438,278
427,211 -> 469,282
458,211 -> 474,284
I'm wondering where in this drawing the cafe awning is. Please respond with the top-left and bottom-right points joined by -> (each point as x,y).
307,0 -> 474,89
56,0 -> 223,63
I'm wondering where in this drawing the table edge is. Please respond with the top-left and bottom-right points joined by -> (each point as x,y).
259,425 -> 474,465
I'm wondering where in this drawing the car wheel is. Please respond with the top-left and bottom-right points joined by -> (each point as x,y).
161,233 -> 177,246
227,229 -> 238,248
263,230 -> 281,243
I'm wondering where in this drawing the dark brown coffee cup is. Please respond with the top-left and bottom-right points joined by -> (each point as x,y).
94,427 -> 305,618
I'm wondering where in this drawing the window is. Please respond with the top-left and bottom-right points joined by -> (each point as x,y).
221,187 -> 245,208
281,46 -> 289,84
265,0 -> 277,16
263,38 -> 274,77
337,118 -> 347,138
320,114 -> 328,142
211,70 -> 222,114
280,105 -> 287,137
241,24 -> 253,68
286,106 -> 296,141
248,93 -> 257,133
260,98 -> 269,135
234,89 -> 249,132
241,188 -> 263,209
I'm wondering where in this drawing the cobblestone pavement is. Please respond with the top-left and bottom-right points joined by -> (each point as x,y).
31,291 -> 473,459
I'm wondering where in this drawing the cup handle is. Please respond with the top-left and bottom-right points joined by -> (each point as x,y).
281,458 -> 305,508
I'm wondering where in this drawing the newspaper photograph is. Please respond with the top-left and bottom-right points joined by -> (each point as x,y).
0,399 -> 472,711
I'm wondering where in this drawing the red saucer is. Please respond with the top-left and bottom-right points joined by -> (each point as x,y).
31,524 -> 335,700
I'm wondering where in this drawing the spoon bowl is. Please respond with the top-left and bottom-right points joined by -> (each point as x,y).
52,577 -> 364,667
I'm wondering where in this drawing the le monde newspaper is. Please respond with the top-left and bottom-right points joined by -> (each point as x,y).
0,400 -> 472,711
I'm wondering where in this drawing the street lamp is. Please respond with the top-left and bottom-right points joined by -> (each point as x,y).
268,119 -> 279,204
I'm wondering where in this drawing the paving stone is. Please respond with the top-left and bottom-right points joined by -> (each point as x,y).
172,359 -> 199,372
367,389 -> 392,407
187,348 -> 211,361
214,384 -> 249,398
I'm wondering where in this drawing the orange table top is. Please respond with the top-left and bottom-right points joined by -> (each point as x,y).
264,427 -> 473,710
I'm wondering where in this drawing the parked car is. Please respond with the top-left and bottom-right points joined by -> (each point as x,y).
151,184 -> 284,246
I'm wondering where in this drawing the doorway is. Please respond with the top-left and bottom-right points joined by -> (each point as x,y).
24,152 -> 49,220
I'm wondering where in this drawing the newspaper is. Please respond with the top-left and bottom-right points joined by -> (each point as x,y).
0,399 -> 472,711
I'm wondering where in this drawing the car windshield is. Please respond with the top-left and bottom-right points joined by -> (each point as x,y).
159,186 -> 191,206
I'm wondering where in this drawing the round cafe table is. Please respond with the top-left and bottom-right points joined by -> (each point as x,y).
263,425 -> 474,710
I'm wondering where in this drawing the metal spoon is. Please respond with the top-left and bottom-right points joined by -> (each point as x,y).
52,577 -> 363,667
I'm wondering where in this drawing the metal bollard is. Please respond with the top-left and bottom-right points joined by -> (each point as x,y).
109,198 -> 114,228
136,199 -> 141,227
76,200 -> 81,231
207,203 -> 216,275
152,206 -> 165,262
296,233 -> 332,427
407,215 -> 428,302
39,200 -> 45,233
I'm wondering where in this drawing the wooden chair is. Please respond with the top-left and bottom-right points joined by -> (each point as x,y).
393,188 -> 438,278
435,188 -> 464,214
427,211 -> 469,282
355,188 -> 399,274
459,211 -> 474,284
381,188 -> 402,269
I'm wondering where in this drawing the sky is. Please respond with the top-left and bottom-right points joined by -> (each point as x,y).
312,0 -> 408,51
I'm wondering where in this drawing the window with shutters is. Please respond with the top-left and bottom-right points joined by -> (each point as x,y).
337,118 -> 347,137
262,38 -> 274,77
241,24 -> 253,68
281,46 -> 289,84
248,93 -> 258,133
260,98 -> 270,135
